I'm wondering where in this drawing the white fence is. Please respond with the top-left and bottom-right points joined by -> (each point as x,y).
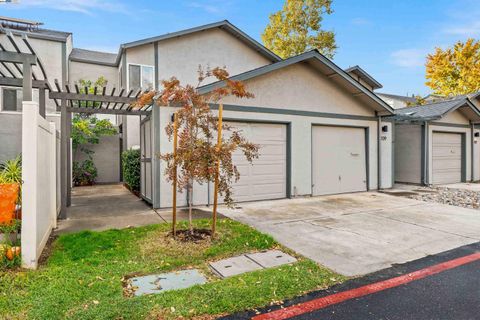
21,101 -> 57,269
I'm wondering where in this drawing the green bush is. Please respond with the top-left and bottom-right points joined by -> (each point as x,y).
73,159 -> 98,186
122,149 -> 141,193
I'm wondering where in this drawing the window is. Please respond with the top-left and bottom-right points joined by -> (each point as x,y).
128,64 -> 154,91
1,88 -> 22,112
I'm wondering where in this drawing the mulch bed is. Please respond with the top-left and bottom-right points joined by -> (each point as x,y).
169,229 -> 212,243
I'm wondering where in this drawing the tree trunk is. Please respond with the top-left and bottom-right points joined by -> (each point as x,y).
188,182 -> 193,233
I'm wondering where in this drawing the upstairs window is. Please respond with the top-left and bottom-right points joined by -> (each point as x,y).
1,88 -> 22,112
128,64 -> 154,91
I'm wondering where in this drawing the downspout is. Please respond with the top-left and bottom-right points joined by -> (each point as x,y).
377,113 -> 382,190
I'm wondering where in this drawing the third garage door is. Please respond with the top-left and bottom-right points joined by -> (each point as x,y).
432,132 -> 463,184
312,126 -> 367,195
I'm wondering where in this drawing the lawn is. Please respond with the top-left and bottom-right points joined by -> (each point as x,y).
0,219 -> 344,319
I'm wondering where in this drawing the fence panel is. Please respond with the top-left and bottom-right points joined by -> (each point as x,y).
21,101 -> 57,269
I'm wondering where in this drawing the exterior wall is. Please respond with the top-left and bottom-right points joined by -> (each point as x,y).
348,73 -> 374,91
394,124 -> 422,184
474,127 -> 480,181
377,95 -> 408,109
380,120 -> 393,188
221,63 -> 375,116
0,113 -> 22,162
68,60 -> 119,124
126,116 -> 141,149
156,28 -> 271,86
74,134 -> 121,183
438,110 -> 470,125
155,105 -> 382,208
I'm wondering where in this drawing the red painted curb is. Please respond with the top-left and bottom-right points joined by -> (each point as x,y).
253,252 -> 480,320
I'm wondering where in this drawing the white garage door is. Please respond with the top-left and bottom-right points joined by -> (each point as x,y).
227,122 -> 287,202
432,132 -> 462,184
312,126 -> 367,195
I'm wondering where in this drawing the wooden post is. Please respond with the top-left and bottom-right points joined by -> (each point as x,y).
212,104 -> 223,237
172,112 -> 178,237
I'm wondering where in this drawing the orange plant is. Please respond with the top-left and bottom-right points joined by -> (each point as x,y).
0,183 -> 19,225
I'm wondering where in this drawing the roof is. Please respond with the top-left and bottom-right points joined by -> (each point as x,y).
115,20 -> 281,66
70,48 -> 117,66
198,49 -> 395,115
376,92 -> 417,103
393,95 -> 480,122
344,65 -> 382,89
0,17 -> 70,42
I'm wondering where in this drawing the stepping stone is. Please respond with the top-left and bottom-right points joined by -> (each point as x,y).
130,269 -> 207,296
246,250 -> 297,268
209,255 -> 263,278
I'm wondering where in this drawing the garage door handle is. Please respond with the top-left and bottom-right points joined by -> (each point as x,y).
350,153 -> 359,156
450,150 -> 455,154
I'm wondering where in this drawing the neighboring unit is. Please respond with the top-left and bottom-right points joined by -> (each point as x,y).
392,95 -> 480,185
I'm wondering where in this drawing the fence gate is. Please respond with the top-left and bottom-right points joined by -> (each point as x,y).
140,115 -> 153,203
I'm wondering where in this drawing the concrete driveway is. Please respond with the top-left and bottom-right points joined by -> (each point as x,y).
219,192 -> 480,276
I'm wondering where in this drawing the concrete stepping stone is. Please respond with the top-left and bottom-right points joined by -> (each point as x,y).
246,250 -> 297,268
130,269 -> 207,296
209,255 -> 263,278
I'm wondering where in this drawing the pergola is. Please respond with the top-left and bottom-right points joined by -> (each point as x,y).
49,84 -> 153,218
0,19 -> 153,219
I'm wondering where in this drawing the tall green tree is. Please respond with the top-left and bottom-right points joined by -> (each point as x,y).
262,0 -> 337,59
426,38 -> 480,96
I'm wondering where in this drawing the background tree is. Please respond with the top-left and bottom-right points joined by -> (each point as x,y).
405,95 -> 426,107
136,67 -> 259,233
71,76 -> 117,185
426,38 -> 480,96
262,0 -> 337,59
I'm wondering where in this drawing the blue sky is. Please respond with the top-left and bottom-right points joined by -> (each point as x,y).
2,0 -> 480,95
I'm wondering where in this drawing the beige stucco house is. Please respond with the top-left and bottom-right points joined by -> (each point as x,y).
1,17 -> 397,209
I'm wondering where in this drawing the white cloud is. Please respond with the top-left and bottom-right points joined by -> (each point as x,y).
351,17 -> 371,26
391,49 -> 428,68
187,1 -> 221,14
444,21 -> 480,36
16,0 -> 130,15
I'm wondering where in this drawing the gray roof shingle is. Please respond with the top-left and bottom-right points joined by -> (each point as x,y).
393,95 -> 477,120
69,48 -> 117,66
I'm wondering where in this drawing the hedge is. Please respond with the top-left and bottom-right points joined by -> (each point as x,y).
122,149 -> 141,193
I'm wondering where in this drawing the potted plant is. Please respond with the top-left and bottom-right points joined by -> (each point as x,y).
0,156 -> 22,243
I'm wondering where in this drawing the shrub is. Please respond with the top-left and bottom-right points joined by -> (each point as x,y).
122,149 -> 141,193
73,159 -> 98,186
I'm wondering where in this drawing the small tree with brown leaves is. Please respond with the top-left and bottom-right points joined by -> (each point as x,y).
136,67 -> 259,234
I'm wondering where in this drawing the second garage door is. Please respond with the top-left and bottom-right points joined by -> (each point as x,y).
432,132 -> 463,184
312,126 -> 367,196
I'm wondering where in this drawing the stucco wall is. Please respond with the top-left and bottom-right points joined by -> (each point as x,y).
380,121 -> 393,188
156,28 -> 271,86
154,105 -> 384,208
0,113 -> 22,163
221,63 -> 375,116
394,124 -> 422,184
438,109 -> 470,125
74,135 -> 121,183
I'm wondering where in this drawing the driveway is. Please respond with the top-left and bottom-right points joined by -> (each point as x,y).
219,192 -> 480,276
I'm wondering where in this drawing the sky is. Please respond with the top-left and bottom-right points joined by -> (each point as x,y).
2,0 -> 480,96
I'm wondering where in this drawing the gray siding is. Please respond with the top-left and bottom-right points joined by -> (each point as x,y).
0,114 -> 22,163
74,135 -> 121,184
394,124 -> 422,183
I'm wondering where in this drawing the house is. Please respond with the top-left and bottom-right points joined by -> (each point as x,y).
393,95 -> 480,185
1,17 -> 396,210
377,93 -> 418,109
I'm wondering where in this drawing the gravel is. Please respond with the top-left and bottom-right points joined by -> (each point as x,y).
408,187 -> 480,209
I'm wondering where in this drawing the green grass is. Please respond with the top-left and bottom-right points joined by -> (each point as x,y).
0,219 -> 344,319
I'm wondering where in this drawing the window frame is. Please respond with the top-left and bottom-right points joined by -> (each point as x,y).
0,86 -> 22,114
126,63 -> 155,92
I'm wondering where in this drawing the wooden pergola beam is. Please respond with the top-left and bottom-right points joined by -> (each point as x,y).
65,107 -> 150,115
0,77 -> 47,88
0,51 -> 36,65
49,91 -> 138,104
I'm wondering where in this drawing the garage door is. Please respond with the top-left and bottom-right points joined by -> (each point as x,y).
227,122 -> 287,202
432,132 -> 462,184
312,126 -> 367,195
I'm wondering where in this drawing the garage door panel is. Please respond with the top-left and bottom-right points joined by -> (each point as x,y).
432,132 -> 462,184
312,126 -> 367,196
196,122 -> 287,205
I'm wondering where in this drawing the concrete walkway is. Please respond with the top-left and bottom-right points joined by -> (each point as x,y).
56,184 -> 223,234
56,184 -> 162,234
219,192 -> 480,276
